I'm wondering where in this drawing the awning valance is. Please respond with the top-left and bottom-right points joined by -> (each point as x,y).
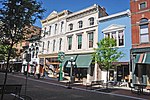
135,53 -> 150,64
75,54 -> 92,68
62,55 -> 77,67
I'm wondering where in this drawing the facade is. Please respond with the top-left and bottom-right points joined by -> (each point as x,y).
64,4 -> 107,82
39,10 -> 71,77
39,4 -> 108,82
130,0 -> 150,85
21,26 -> 41,74
98,10 -> 131,82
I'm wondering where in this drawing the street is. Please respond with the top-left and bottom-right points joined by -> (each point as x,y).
0,73 -> 143,100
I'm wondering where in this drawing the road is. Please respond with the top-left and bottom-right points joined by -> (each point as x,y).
0,73 -> 144,100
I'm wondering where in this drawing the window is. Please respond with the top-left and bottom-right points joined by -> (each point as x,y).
118,30 -> 124,46
59,38 -> 62,50
53,40 -> 55,51
69,23 -> 73,31
61,21 -> 64,32
89,17 -> 94,25
88,32 -> 94,48
68,36 -> 72,50
77,35 -> 82,49
139,2 -> 147,9
104,30 -> 124,47
78,21 -> 83,28
42,42 -> 45,52
55,24 -> 57,34
49,26 -> 51,35
47,41 -> 50,52
140,18 -> 149,43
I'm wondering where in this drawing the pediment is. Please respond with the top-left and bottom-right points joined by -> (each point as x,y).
47,11 -> 57,19
102,24 -> 125,33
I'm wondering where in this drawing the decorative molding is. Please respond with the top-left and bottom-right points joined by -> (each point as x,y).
102,24 -> 126,33
98,10 -> 130,22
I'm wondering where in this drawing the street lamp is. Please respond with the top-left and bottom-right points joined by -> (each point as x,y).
69,57 -> 75,83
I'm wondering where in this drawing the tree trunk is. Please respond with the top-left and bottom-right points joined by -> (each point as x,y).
106,69 -> 109,89
1,43 -> 13,100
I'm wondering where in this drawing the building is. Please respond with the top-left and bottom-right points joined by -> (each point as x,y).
130,0 -> 150,85
98,10 -> 131,83
21,26 -> 41,74
39,10 -> 71,77
39,4 -> 108,82
64,4 -> 107,82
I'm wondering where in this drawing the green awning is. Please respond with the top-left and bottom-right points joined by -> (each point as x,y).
62,55 -> 77,67
135,53 -> 150,64
76,54 -> 92,68
145,53 -> 150,64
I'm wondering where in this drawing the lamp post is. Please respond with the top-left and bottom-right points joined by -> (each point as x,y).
69,57 -> 75,83
58,52 -> 65,81
25,51 -> 31,99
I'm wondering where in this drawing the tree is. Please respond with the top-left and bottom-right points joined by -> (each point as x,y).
92,37 -> 124,89
0,0 -> 45,99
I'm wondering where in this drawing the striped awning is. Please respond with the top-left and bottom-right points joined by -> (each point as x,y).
135,53 -> 150,64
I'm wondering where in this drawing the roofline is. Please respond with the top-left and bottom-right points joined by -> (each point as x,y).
98,9 -> 131,22
67,4 -> 100,18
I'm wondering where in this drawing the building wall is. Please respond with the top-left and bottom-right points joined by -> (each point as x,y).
130,0 -> 150,48
98,10 -> 132,62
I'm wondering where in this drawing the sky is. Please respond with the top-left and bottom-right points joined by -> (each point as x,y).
32,0 -> 130,27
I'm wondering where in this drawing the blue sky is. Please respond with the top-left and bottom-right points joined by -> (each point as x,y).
35,0 -> 130,27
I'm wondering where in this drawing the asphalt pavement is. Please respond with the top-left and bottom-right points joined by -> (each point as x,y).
0,72 -> 149,100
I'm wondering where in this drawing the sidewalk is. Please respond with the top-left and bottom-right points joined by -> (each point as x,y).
45,77 -> 150,100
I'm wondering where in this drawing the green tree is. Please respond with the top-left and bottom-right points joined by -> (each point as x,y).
0,45 -> 17,61
0,0 -> 45,99
92,37 -> 124,89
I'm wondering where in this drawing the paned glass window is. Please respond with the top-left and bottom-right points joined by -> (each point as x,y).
77,35 -> 82,49
88,32 -> 94,48
68,36 -> 72,50
89,17 -> 94,25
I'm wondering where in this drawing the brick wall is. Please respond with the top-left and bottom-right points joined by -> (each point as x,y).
130,0 -> 150,48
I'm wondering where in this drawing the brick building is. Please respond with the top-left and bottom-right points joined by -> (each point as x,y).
130,0 -> 150,85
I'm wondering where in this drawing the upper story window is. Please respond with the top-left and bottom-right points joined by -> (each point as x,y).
55,24 -> 57,34
88,32 -> 94,48
89,17 -> 94,26
47,41 -> 50,52
77,34 -> 82,49
139,2 -> 147,10
53,40 -> 56,52
42,42 -> 45,52
104,30 -> 124,47
139,18 -> 149,43
61,21 -> 64,32
78,21 -> 83,28
69,23 -> 73,31
59,38 -> 62,51
68,36 -> 72,50
49,26 -> 51,35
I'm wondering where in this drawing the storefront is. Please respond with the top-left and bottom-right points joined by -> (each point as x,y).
39,53 -> 59,78
131,47 -> 150,85
62,54 -> 94,81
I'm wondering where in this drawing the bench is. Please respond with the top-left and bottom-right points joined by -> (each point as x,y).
86,80 -> 104,90
0,84 -> 22,97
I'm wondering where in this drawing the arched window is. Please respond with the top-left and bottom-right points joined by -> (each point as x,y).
139,18 -> 149,43
78,21 -> 83,28
69,23 -> 73,31
59,38 -> 62,50
89,17 -> 94,25
53,40 -> 55,51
